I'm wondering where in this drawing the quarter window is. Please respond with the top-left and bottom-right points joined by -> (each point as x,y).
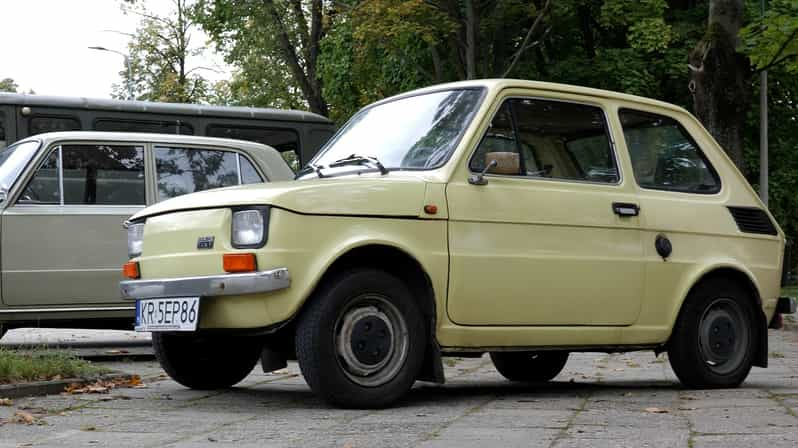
19,144 -> 145,205
619,109 -> 720,194
29,115 -> 81,135
470,98 -> 619,184
154,147 -> 263,201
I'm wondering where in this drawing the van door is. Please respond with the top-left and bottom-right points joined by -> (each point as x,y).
1,142 -> 146,306
446,95 -> 645,326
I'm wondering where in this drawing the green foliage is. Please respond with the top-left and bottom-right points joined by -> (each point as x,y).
741,0 -> 798,73
0,78 -> 18,93
0,349 -> 108,384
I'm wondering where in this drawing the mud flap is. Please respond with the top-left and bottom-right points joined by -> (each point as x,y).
417,341 -> 445,383
260,346 -> 288,373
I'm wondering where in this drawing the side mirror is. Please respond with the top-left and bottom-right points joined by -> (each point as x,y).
468,160 -> 497,186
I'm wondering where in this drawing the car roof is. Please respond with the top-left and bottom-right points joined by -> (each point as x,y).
372,79 -> 687,113
0,92 -> 332,124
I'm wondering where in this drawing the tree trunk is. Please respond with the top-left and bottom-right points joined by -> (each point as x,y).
688,0 -> 750,173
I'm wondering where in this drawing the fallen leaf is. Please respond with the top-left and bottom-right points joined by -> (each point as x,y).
51,375 -> 63,381
626,363 -> 641,368
643,407 -> 670,414
0,398 -> 12,406
613,368 -> 625,372
679,407 -> 697,411
13,411 -> 38,425
81,425 -> 96,431
105,349 -> 129,355
342,443 -> 355,448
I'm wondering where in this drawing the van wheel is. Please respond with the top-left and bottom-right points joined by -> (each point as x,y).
490,351 -> 569,382
295,269 -> 426,408
152,333 -> 261,390
668,278 -> 756,388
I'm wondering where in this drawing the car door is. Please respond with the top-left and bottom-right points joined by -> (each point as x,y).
1,141 -> 147,306
446,93 -> 645,326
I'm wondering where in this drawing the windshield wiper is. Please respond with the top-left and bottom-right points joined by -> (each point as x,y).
295,162 -> 326,179
328,154 -> 389,175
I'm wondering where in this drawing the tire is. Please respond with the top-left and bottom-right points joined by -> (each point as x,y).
295,268 -> 427,408
489,351 -> 569,382
668,277 -> 757,388
152,332 -> 262,390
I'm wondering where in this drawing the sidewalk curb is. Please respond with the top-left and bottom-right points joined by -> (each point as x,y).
0,373 -> 134,399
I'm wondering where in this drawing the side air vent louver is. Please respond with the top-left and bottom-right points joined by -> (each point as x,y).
727,206 -> 777,235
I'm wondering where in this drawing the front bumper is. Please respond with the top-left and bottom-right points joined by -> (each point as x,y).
120,268 -> 290,300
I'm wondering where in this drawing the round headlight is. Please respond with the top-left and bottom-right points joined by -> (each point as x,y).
232,210 -> 265,247
127,223 -> 144,258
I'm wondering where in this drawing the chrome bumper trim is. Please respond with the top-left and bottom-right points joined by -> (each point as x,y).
120,268 -> 290,300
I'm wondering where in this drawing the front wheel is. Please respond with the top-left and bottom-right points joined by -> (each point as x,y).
295,269 -> 427,408
668,278 -> 756,388
490,351 -> 569,382
152,333 -> 262,390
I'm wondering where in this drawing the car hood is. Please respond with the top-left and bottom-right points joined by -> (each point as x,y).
129,175 -> 430,221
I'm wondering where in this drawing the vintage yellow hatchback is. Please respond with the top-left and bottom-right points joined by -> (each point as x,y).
120,80 -> 795,408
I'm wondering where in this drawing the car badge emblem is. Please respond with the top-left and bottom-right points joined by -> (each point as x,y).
197,236 -> 215,249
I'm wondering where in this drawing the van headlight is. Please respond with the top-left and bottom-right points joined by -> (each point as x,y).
232,207 -> 269,248
127,223 -> 144,258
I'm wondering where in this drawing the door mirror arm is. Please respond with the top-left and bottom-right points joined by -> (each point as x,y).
468,160 -> 497,186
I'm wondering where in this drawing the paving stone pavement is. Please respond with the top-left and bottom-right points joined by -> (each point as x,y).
1,329 -> 796,448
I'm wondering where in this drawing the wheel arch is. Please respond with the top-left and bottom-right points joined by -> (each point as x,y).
304,242 -> 445,383
668,263 -> 768,368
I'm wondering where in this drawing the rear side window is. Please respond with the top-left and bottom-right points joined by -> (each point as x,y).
619,109 -> 720,194
206,125 -> 300,172
470,98 -> 619,184
19,144 -> 145,205
154,146 -> 263,201
29,115 -> 81,135
95,119 -> 194,135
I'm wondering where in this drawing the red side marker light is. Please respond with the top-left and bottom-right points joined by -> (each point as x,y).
424,204 -> 438,215
123,261 -> 140,279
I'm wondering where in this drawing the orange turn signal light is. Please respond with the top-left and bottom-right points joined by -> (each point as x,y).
122,261 -> 140,279
223,253 -> 257,273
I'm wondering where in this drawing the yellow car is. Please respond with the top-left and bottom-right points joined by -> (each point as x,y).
120,80 -> 795,408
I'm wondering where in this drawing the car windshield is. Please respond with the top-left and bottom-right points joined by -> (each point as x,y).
301,88 -> 484,178
0,140 -> 40,201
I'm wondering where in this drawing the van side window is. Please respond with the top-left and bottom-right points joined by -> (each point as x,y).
206,125 -> 300,172
470,98 -> 619,183
95,119 -> 194,135
29,116 -> 81,135
19,144 -> 145,205
154,147 -> 263,201
619,109 -> 720,194
0,111 -> 6,148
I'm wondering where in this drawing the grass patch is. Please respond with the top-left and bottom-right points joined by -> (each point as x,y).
0,349 -> 109,384
782,286 -> 798,297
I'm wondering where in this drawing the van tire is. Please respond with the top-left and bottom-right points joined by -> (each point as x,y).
152,333 -> 261,390
296,268 -> 426,408
490,351 -> 569,382
668,278 -> 756,388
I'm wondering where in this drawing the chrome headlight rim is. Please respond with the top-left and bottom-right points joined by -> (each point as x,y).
231,206 -> 270,249
126,221 -> 145,259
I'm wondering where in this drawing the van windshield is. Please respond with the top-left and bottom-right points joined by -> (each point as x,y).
0,140 -> 40,201
299,88 -> 484,178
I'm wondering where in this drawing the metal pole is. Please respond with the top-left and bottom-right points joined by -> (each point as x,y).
124,56 -> 134,100
760,0 -> 769,206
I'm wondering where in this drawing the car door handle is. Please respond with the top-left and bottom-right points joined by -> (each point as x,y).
612,202 -> 640,217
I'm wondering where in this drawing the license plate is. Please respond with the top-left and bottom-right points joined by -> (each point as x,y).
135,297 -> 200,332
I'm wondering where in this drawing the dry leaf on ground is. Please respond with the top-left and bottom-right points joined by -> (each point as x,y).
643,407 -> 670,414
64,375 -> 144,394
0,398 -> 12,406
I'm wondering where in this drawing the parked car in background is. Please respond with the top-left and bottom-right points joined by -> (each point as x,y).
120,80 -> 795,408
0,93 -> 335,171
0,131 -> 294,337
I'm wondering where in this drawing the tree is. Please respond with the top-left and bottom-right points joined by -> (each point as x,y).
0,78 -> 18,93
114,0 -> 217,103
195,0 -> 330,115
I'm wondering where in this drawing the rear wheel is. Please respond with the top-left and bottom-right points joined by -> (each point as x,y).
153,333 -> 262,390
668,278 -> 756,388
490,351 -> 569,382
296,268 -> 426,408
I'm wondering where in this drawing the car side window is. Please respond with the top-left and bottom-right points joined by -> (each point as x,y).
206,125 -> 301,172
619,109 -> 720,194
154,146 -> 263,201
19,144 -> 145,205
470,98 -> 619,183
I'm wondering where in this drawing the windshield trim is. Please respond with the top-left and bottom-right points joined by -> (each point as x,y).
305,87 -> 487,176
0,138 -> 42,199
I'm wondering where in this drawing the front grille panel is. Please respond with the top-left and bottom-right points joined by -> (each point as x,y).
727,206 -> 777,235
